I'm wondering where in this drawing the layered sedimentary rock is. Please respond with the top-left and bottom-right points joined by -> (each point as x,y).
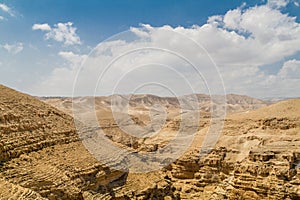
1,84 -> 299,199
111,99 -> 300,200
0,85 -> 78,162
81,98 -> 300,199
0,178 -> 47,200
0,85 -> 126,200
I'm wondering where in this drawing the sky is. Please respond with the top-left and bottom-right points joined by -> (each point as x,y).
0,0 -> 300,98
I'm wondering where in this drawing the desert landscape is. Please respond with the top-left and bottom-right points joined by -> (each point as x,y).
1,84 -> 299,199
1,1 -> 300,199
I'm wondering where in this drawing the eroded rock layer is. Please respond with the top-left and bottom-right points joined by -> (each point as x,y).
0,85 -> 78,162
78,98 -> 300,200
1,84 -> 299,199
0,85 -> 126,200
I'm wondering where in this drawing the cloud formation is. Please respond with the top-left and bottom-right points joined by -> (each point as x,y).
32,2 -> 300,98
31,51 -> 87,96
0,3 -> 14,16
257,59 -> 300,97
267,0 -> 290,9
58,51 -> 87,67
32,22 -> 81,45
32,23 -> 51,31
278,59 -> 300,79
2,43 -> 23,54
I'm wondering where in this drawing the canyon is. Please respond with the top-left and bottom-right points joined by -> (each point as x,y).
0,84 -> 299,199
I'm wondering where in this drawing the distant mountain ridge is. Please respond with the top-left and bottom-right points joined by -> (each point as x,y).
41,93 -> 268,115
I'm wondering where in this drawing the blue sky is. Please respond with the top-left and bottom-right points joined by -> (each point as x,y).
0,0 -> 300,98
1,0 -> 270,45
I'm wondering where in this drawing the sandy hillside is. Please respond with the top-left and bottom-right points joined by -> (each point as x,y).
0,85 -> 126,200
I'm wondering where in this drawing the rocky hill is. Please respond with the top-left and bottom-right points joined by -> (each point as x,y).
0,85 -> 126,200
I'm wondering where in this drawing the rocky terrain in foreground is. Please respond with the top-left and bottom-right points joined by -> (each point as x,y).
0,85 -> 126,200
1,84 -> 299,199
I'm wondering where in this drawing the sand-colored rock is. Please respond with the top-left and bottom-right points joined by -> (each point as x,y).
0,85 -> 126,200
0,178 -> 47,200
96,98 -> 299,199
1,84 -> 299,199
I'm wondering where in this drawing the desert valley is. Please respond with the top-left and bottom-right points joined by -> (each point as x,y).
0,84 -> 299,199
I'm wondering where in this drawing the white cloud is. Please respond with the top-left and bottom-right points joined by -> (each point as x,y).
32,23 -> 51,31
31,2 -> 300,98
223,9 -> 241,30
32,67 -> 79,96
206,4 -> 300,64
0,3 -> 14,16
33,22 -> 81,45
267,0 -> 290,9
2,43 -> 23,54
207,15 -> 223,27
58,51 -> 87,67
31,51 -> 87,96
256,59 -> 300,97
130,26 -> 151,38
278,59 -> 300,79
0,16 -> 4,20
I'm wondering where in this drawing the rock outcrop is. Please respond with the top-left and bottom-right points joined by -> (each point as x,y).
87,98 -> 299,199
0,85 -> 126,200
